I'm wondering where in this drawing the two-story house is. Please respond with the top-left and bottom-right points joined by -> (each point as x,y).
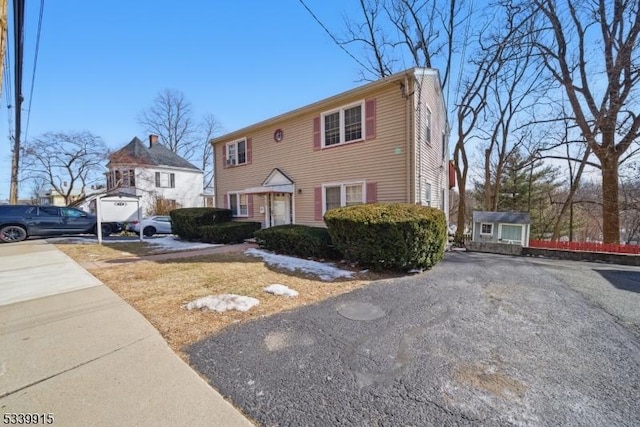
212,67 -> 450,228
107,135 -> 204,215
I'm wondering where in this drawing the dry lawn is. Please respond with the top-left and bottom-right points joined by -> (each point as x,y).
57,242 -> 392,358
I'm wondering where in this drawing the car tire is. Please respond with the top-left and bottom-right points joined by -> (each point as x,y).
0,225 -> 28,243
101,224 -> 113,237
94,224 -> 112,237
143,226 -> 156,237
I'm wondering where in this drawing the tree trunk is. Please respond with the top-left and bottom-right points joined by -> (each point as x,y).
551,147 -> 591,241
601,156 -> 620,243
454,172 -> 467,244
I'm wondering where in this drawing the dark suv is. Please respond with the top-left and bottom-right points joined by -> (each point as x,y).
0,205 -> 122,243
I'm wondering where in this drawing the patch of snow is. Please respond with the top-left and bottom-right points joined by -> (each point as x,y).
144,236 -> 222,252
185,294 -> 259,312
49,235 -> 222,252
264,284 -> 299,297
245,248 -> 354,281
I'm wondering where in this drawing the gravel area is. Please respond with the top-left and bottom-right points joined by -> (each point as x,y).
188,251 -> 640,426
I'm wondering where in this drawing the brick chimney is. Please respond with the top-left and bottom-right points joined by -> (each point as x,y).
149,134 -> 159,148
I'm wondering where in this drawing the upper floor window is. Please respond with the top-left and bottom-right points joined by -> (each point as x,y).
226,138 -> 247,166
441,132 -> 446,160
155,172 -> 175,188
425,108 -> 432,145
107,169 -> 135,189
323,182 -> 364,213
322,101 -> 364,148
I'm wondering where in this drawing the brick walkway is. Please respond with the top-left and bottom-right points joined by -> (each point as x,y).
79,242 -> 257,270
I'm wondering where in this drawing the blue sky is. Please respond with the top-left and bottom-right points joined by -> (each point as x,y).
0,1 -> 378,200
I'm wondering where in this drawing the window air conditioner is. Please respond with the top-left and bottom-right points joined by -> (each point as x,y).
226,158 -> 235,166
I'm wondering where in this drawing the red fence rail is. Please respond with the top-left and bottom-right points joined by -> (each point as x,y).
529,240 -> 640,255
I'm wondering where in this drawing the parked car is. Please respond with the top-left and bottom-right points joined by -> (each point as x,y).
127,215 -> 172,237
0,205 -> 123,243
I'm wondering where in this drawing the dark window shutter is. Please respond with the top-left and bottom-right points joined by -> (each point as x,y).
246,138 -> 252,165
314,186 -> 323,221
223,193 -> 228,209
366,182 -> 377,203
313,116 -> 321,150
247,194 -> 254,218
155,172 -> 160,187
365,98 -> 377,140
170,173 -> 175,188
221,144 -> 227,169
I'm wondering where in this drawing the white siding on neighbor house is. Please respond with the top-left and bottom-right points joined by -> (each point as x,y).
134,167 -> 203,215
413,70 -> 449,222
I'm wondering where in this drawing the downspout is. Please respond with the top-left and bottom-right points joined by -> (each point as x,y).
404,75 -> 413,203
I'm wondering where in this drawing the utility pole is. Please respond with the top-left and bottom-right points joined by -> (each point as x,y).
0,0 -> 7,96
9,0 -> 24,203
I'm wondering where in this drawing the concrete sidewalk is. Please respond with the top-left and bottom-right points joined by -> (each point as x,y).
0,240 -> 253,427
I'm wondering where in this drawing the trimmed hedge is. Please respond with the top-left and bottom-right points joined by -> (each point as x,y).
199,221 -> 262,244
324,203 -> 447,271
254,224 -> 341,259
170,208 -> 232,241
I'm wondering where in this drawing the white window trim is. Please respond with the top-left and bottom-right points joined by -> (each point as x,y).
425,107 -> 432,145
480,223 -> 493,236
498,223 -> 525,244
225,138 -> 247,167
156,171 -> 175,189
423,182 -> 432,207
227,192 -> 249,217
321,181 -> 366,214
321,100 -> 365,148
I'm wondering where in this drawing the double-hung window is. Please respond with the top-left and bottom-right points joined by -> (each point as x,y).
425,108 -> 432,145
228,193 -> 248,217
480,223 -> 493,236
323,182 -> 364,213
322,101 -> 364,147
155,172 -> 175,188
226,138 -> 247,166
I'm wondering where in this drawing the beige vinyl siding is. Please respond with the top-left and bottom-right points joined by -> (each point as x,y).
215,82 -> 411,227
412,71 -> 449,221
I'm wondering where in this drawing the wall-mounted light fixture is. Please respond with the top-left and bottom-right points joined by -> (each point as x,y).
297,188 -> 303,194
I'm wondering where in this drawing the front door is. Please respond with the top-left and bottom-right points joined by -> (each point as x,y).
270,194 -> 290,226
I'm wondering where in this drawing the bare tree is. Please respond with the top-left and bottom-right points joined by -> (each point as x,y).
199,113 -> 222,192
21,131 -> 108,206
522,0 -> 640,243
480,19 -> 548,211
137,89 -> 197,159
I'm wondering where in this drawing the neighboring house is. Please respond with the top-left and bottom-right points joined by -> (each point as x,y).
37,186 -> 103,207
212,67 -> 450,228
471,211 -> 531,246
106,135 -> 204,215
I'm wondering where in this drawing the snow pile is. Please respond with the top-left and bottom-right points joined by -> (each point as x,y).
185,294 -> 259,312
245,248 -> 354,281
145,236 -> 222,252
264,284 -> 299,297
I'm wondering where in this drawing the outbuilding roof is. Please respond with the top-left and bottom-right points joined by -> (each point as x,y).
472,211 -> 530,224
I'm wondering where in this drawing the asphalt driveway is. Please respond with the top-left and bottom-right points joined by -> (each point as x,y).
188,251 -> 640,426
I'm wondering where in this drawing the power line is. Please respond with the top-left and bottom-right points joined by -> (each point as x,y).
3,25 -> 13,136
297,0 -> 372,73
24,0 -> 44,143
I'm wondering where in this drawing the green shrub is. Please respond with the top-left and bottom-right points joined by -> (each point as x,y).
170,208 -> 232,241
324,203 -> 447,271
199,221 -> 262,244
254,224 -> 341,259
